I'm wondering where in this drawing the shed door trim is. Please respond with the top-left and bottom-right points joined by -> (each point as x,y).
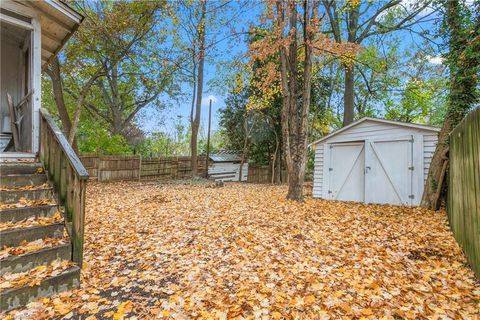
333,143 -> 364,200
369,140 -> 408,204
365,135 -> 414,205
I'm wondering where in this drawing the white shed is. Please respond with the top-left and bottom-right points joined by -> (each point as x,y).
208,151 -> 248,182
310,117 -> 440,206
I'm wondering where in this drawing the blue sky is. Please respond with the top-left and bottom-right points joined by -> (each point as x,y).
139,1 -> 264,136
140,0 -> 444,137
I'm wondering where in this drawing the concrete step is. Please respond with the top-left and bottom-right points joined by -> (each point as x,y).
0,188 -> 54,204
0,266 -> 80,312
0,223 -> 64,247
0,244 -> 70,275
0,174 -> 48,188
0,205 -> 57,223
0,163 -> 43,175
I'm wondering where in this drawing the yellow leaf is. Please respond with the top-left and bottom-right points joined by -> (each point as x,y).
113,300 -> 133,320
304,295 -> 316,304
361,308 -> 374,316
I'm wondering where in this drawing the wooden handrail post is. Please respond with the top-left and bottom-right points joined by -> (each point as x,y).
38,108 -> 88,267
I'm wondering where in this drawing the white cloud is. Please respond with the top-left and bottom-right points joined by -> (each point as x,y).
427,55 -> 444,65
202,95 -> 218,105
375,0 -> 436,21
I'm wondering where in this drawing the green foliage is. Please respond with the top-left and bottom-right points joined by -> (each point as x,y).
443,0 -> 479,127
219,85 -> 281,166
385,78 -> 447,123
77,121 -> 132,155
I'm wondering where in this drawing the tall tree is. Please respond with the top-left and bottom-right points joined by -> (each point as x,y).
190,0 -> 207,176
175,0 -> 250,176
321,0 -> 434,126
250,0 -> 360,201
45,1 -> 166,147
422,0 -> 479,209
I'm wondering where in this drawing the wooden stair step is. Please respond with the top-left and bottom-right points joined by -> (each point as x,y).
0,188 -> 54,204
0,205 -> 58,223
0,223 -> 64,247
0,243 -> 70,275
0,163 -> 43,175
0,266 -> 80,312
0,174 -> 47,188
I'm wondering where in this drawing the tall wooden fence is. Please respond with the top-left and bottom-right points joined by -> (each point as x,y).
448,107 -> 480,278
247,166 -> 288,184
80,155 -> 141,181
140,156 -> 207,180
79,155 -> 289,184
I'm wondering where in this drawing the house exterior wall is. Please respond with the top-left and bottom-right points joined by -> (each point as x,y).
312,120 -> 439,204
1,40 -> 21,133
1,8 -> 41,153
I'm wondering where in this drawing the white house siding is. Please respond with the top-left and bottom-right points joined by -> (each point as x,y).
208,163 -> 248,182
312,144 -> 324,198
423,134 -> 438,182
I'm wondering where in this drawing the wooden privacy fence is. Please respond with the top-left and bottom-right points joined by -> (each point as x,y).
448,107 -> 480,278
80,155 -> 140,181
248,165 -> 288,184
78,155 -> 290,184
141,156 -> 207,180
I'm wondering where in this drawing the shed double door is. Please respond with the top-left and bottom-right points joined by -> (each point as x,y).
325,136 -> 416,205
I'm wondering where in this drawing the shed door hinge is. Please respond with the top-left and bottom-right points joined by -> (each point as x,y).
408,166 -> 414,171
329,167 -> 333,171
408,194 -> 415,199
328,190 -> 332,194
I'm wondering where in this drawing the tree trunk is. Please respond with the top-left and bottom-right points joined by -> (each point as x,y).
421,0 -> 479,209
68,80 -> 95,145
190,0 -> 207,176
287,159 -> 306,200
238,132 -> 249,182
46,57 -> 78,151
238,152 -> 247,182
342,65 -> 355,126
277,0 -> 314,201
275,145 -> 282,184
271,138 -> 279,184
421,121 -> 450,209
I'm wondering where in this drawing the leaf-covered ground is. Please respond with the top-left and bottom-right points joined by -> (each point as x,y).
5,182 -> 480,319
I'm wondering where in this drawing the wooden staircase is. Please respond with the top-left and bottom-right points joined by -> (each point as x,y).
0,162 -> 80,311
0,110 -> 88,312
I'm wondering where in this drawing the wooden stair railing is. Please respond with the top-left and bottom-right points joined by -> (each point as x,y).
39,109 -> 88,267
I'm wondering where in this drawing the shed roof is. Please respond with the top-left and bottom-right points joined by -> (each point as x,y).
3,0 -> 84,68
309,117 -> 440,147
209,151 -> 242,162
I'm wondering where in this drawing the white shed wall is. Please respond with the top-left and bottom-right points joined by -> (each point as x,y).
325,121 -> 432,143
423,134 -> 438,182
209,162 -> 248,182
312,120 -> 438,203
312,144 -> 324,197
